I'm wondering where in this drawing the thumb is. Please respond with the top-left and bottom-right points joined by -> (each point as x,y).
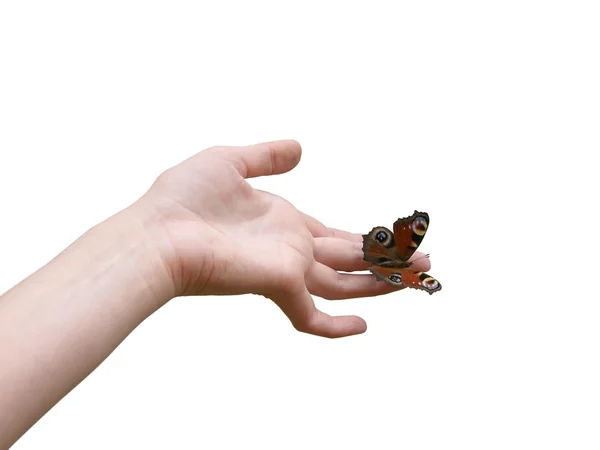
271,285 -> 367,339
219,140 -> 302,179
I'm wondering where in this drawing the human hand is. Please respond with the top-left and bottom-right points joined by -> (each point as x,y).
138,140 -> 432,338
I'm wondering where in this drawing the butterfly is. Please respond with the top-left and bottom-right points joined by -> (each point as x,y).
362,210 -> 442,294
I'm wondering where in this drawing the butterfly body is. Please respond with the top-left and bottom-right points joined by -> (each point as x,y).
362,211 -> 442,295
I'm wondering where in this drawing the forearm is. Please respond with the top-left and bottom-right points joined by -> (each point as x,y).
0,203 -> 174,448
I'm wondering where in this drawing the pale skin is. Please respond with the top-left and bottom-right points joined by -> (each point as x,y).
0,140 -> 432,447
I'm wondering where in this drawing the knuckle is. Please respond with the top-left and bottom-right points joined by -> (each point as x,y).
267,145 -> 277,174
153,168 -> 174,188
275,263 -> 302,292
331,272 -> 350,298
319,288 -> 341,301
307,273 -> 347,301
203,145 -> 226,154
291,314 -> 315,335
292,319 -> 309,333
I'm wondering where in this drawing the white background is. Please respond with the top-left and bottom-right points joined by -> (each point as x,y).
1,1 -> 599,448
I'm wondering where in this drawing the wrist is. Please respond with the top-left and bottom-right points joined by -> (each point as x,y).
111,198 -> 179,307
132,189 -> 217,298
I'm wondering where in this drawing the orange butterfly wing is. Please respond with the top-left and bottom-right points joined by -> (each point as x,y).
363,211 -> 442,294
392,210 -> 430,261
368,266 -> 442,295
362,226 -> 399,265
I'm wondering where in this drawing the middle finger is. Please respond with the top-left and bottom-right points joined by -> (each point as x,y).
313,237 -> 369,272
313,237 -> 433,273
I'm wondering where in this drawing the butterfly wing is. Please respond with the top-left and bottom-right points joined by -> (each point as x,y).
392,210 -> 430,261
369,266 -> 442,295
362,226 -> 400,264
364,211 -> 441,295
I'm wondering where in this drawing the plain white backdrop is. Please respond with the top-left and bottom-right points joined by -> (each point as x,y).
1,1 -> 599,448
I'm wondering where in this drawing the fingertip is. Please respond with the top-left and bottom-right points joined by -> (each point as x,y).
220,139 -> 302,178
277,139 -> 302,173
349,315 -> 368,336
253,139 -> 302,175
313,313 -> 367,338
410,252 -> 432,272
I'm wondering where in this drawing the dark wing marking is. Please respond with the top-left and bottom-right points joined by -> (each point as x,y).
392,210 -> 430,261
368,265 -> 442,295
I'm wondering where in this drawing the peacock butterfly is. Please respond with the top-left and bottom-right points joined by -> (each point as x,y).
362,210 -> 442,294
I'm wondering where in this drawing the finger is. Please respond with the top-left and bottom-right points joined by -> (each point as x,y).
306,262 -> 405,300
313,237 -> 432,273
270,285 -> 366,338
408,252 -> 432,272
301,309 -> 367,339
217,140 -> 302,179
314,237 -> 370,272
302,213 -> 363,243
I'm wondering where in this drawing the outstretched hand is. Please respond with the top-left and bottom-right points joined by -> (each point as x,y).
140,140 -> 431,338
0,140 -> 435,447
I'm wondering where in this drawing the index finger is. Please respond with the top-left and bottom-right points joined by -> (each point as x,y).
302,213 -> 363,243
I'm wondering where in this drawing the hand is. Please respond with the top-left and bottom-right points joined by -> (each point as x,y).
139,140 -> 431,338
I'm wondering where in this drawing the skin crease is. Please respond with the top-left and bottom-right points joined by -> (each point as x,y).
0,140 -> 432,448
